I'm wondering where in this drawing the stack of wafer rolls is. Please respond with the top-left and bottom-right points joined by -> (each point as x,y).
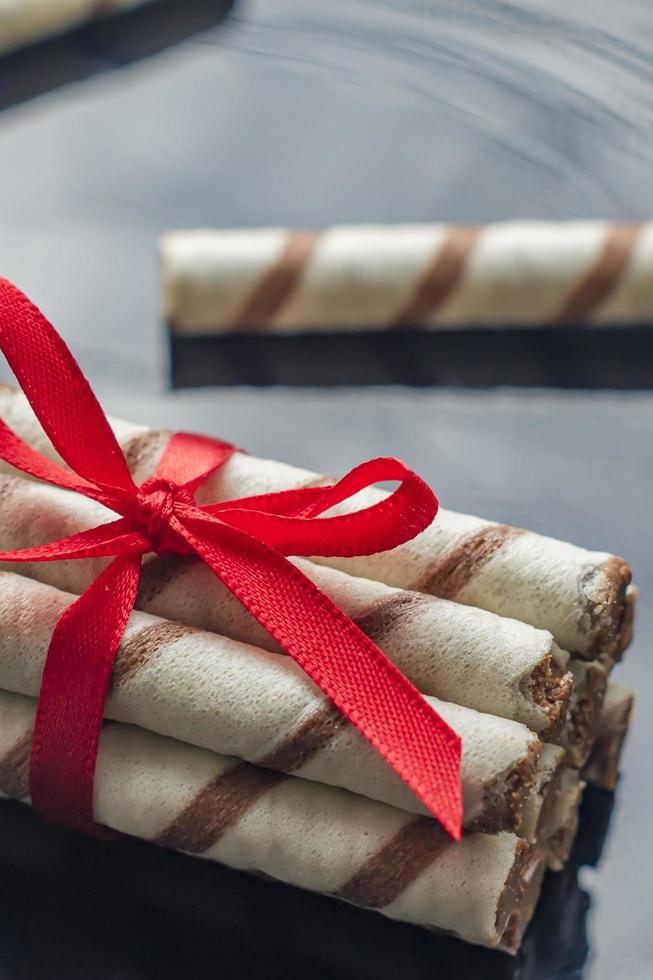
0,472 -> 608,773
0,568 -> 577,951
0,470 -> 576,738
0,688 -> 548,953
161,222 -> 653,336
0,570 -> 546,833
0,384 -> 636,951
0,0 -> 157,56
0,385 -> 634,660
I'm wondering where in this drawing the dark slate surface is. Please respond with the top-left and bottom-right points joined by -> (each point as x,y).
0,2 -> 651,978
169,327 -> 653,388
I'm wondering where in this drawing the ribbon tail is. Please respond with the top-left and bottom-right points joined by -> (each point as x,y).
0,417 -> 99,494
29,554 -> 142,835
0,418 -> 132,512
176,518 -> 462,839
0,518 -> 149,564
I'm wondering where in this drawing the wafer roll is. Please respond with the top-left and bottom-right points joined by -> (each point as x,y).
0,385 -> 631,659
517,744 -> 566,843
0,0 -> 156,55
0,570 -> 543,832
0,688 -> 546,952
618,586 -> 638,656
0,473 -> 573,739
584,684 -> 635,791
544,770 -> 585,872
516,747 -> 587,874
161,222 -> 653,334
559,660 -> 610,768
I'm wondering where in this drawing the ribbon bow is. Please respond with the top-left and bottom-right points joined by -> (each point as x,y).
0,279 -> 462,839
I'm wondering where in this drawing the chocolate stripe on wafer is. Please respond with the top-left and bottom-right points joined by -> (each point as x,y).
390,226 -> 479,327
112,620 -> 201,689
230,231 -> 319,331
421,525 -> 527,599
138,553 -> 191,604
553,223 -> 642,324
0,729 -> 32,800
154,763 -> 287,854
257,702 -> 346,773
335,817 -> 448,908
122,430 -> 171,481
354,592 -> 426,644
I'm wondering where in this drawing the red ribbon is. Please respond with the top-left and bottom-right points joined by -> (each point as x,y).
0,279 -> 462,840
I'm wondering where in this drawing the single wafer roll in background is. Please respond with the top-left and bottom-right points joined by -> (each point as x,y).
161,222 -> 653,334
0,570 -> 543,832
0,384 -> 634,660
584,684 -> 635,791
0,473 -> 574,739
0,688 -> 546,953
0,0 -> 157,56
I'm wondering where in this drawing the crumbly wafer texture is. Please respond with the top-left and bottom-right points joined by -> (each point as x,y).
0,469 -> 573,738
0,1 -> 156,56
161,222 -> 652,334
544,770 -> 585,872
0,570 -> 543,831
559,659 -> 610,768
0,689 -> 544,952
517,744 -> 566,843
0,385 -> 631,659
584,683 -> 635,791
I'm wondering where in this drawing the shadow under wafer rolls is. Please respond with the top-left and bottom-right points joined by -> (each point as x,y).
0,570 -> 545,834
0,473 -> 579,744
0,689 -> 546,954
0,385 -> 633,661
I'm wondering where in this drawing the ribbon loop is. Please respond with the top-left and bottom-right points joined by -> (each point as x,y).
0,277 -> 463,841
0,280 -> 136,495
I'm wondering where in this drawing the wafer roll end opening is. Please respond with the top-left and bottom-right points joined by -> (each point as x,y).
520,652 -> 574,739
467,740 -> 542,834
496,842 -> 546,955
583,556 -> 632,660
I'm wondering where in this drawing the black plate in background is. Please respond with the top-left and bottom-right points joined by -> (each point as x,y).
170,324 -> 653,389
